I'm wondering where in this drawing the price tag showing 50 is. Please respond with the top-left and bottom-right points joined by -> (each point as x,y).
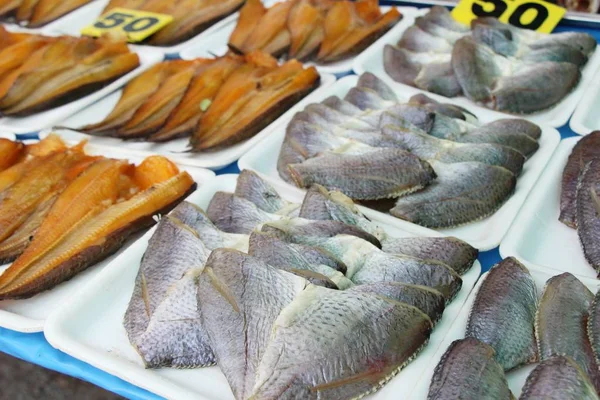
452,0 -> 566,33
81,8 -> 173,42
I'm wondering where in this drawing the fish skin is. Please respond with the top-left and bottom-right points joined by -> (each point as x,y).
530,32 -> 596,56
452,36 -> 501,102
424,6 -> 469,33
344,86 -> 391,111
491,62 -> 580,114
560,132 -> 600,228
415,61 -> 463,98
465,257 -> 538,371
522,45 -> 587,67
196,249 -> 308,400
384,44 -> 420,86
428,338 -> 513,400
464,119 -> 540,156
391,161 -> 516,228
288,146 -> 436,200
576,159 -> 600,274
348,282 -> 445,324
588,291 -> 600,367
415,15 -> 465,44
260,218 -> 382,249
234,170 -> 298,215
536,273 -> 600,391
123,216 -> 214,369
287,0 -> 324,60
399,25 -> 453,53
408,93 -> 472,121
304,103 -> 375,131
251,285 -> 433,400
0,138 -> 24,171
321,95 -> 364,117
519,356 -> 600,400
381,125 -> 525,175
206,191 -> 281,234
471,18 -> 518,57
168,201 -> 248,252
381,236 -> 478,276
299,185 -> 386,240
228,0 -> 267,52
27,0 -> 93,27
356,72 -> 398,102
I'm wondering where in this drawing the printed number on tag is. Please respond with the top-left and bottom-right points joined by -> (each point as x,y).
81,8 -> 173,42
452,0 -> 566,33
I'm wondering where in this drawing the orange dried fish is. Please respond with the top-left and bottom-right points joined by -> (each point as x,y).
288,0 -> 324,60
229,0 -> 267,53
28,0 -> 94,27
0,138 -> 24,171
240,0 -> 295,56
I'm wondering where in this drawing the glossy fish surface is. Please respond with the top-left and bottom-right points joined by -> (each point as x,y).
428,338 -> 513,400
536,273 -> 600,390
520,356 -> 599,400
124,215 -> 214,368
251,285 -> 432,399
560,131 -> 600,228
465,257 -> 538,371
390,161 -> 516,228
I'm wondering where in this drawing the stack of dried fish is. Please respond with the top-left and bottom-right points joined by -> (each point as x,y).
277,72 -> 541,228
229,0 -> 401,62
79,51 -> 320,151
0,0 -> 93,27
0,135 -> 195,300
428,257 -> 600,399
100,0 -> 246,46
0,27 -> 139,116
559,131 -> 600,277
384,6 -> 597,114
123,170 -> 478,398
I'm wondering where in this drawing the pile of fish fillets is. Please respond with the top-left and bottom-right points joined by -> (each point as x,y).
428,257 -> 600,399
559,131 -> 600,277
277,72 -> 541,229
384,6 -> 597,114
123,170 -> 478,399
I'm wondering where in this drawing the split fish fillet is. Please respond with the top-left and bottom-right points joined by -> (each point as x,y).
234,170 -> 299,216
576,159 -> 600,274
465,257 -> 538,371
27,0 -> 94,27
0,138 -> 24,171
206,191 -> 282,234
428,338 -> 513,399
124,214 -> 214,368
251,285 -> 432,399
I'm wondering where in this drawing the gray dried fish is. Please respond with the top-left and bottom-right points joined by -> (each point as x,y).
206,191 -> 281,234
576,159 -> 600,274
465,257 -> 538,371
234,170 -> 298,215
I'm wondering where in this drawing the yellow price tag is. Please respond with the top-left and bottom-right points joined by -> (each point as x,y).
452,0 -> 566,33
81,8 -> 173,42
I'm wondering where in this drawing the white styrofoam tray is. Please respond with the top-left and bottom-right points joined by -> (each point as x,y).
238,75 -> 561,251
53,73 -> 336,170
410,265 -> 600,399
0,43 -> 163,134
570,64 -> 600,135
178,5 -> 420,75
40,0 -> 256,56
499,137 -> 599,279
352,8 -> 600,128
0,136 -> 215,333
44,173 -> 481,400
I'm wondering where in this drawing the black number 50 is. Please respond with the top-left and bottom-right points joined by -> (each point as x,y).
94,12 -> 159,32
472,0 -> 507,18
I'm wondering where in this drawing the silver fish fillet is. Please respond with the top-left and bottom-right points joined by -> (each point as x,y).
519,356 -> 600,400
234,170 -> 298,215
251,285 -> 433,399
206,191 -> 281,234
588,290 -> 600,367
576,159 -> 600,274
381,125 -> 525,175
560,132 -> 600,228
348,282 -> 445,324
536,272 -> 600,391
460,119 -> 540,157
390,161 -> 516,228
196,249 -> 308,400
356,72 -> 399,102
288,145 -> 436,200
381,236 -> 478,275
123,215 -> 214,368
428,337 -> 513,400
399,25 -> 454,53
408,93 -> 476,121
465,257 -> 538,371
452,36 -> 502,102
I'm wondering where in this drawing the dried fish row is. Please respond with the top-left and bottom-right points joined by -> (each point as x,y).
277,72 -> 540,228
384,6 -> 596,114
123,170 -> 478,398
428,257 -> 600,399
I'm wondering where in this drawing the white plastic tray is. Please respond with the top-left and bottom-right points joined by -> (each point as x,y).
499,137 -> 599,279
44,173 -> 481,400
40,0 -> 256,56
411,266 -> 600,399
0,136 -> 215,333
53,73 -> 336,170
352,8 -> 600,128
570,64 -> 600,135
238,75 -> 561,251
0,44 -> 163,134
178,6 -> 420,75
